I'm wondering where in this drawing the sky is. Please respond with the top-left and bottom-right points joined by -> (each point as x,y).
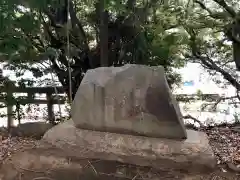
1,62 -> 235,94
173,63 -> 239,126
173,63 -> 236,96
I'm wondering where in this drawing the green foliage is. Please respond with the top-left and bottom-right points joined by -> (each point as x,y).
0,0 -> 188,94
0,0 -> 239,99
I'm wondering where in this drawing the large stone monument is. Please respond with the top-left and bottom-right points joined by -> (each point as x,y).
43,64 -> 216,173
71,64 -> 187,139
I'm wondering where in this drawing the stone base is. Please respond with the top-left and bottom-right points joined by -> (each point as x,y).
43,120 -> 216,173
0,144 -> 215,180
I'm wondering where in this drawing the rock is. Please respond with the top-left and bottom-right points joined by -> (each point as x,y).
71,64 -> 186,139
43,121 -> 216,173
11,122 -> 53,139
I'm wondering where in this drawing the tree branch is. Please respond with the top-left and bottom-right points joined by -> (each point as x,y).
201,95 -> 240,112
195,0 -> 230,20
68,0 -> 93,67
49,57 -> 67,87
195,1 -> 213,15
212,0 -> 236,17
188,30 -> 240,91
126,0 -> 136,11
183,114 -> 204,127
196,54 -> 240,91
40,13 -> 63,49
69,1 -> 88,46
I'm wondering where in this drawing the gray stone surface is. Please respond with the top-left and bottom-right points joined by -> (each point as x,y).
0,140 -> 214,180
0,145 -> 84,180
43,121 -> 216,173
11,122 -> 53,139
71,64 -> 187,139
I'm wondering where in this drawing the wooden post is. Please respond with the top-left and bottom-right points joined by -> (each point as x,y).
47,92 -> 55,124
6,81 -> 14,132
16,100 -> 21,125
7,100 -> 13,131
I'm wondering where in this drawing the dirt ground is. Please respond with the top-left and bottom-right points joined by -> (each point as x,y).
0,125 -> 239,180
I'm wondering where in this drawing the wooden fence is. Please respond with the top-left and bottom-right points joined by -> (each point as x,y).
0,83 -> 220,129
0,85 -> 66,128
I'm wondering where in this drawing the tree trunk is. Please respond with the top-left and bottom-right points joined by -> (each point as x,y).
99,0 -> 109,67
233,41 -> 240,70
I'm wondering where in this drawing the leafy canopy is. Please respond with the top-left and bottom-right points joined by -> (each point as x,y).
0,0 -> 239,99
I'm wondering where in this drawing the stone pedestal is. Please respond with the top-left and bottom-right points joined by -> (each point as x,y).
43,120 -> 216,173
